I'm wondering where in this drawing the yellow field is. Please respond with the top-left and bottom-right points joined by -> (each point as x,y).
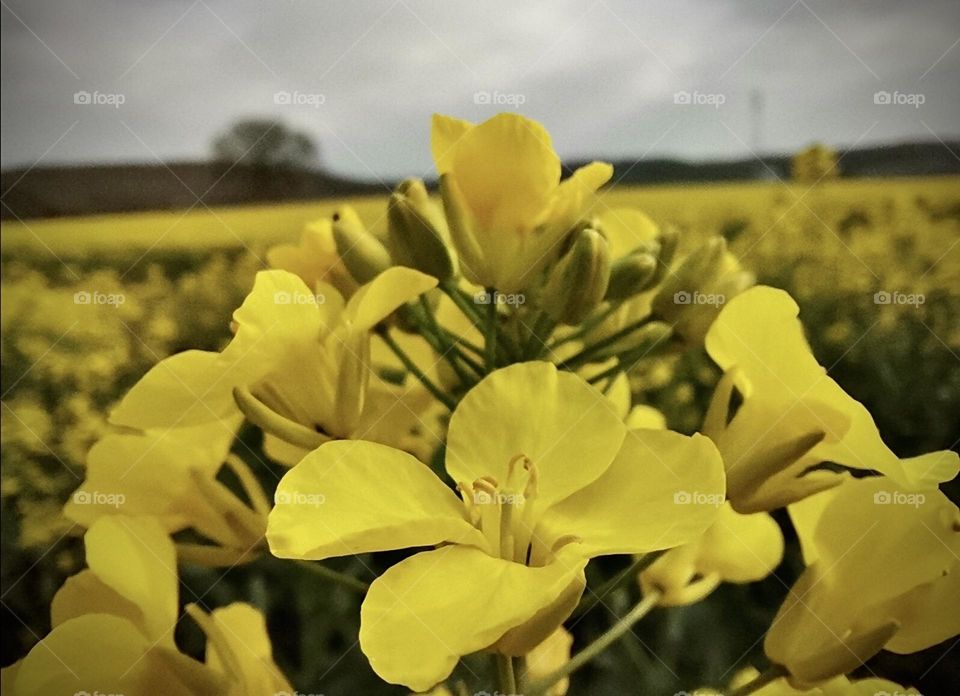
3,175 -> 956,259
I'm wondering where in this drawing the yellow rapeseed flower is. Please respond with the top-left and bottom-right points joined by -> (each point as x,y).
267,361 -> 724,691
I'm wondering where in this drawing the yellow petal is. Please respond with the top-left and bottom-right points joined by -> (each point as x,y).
359,545 -> 587,692
344,266 -> 439,331
112,270 -> 328,430
11,614 -> 208,696
446,362 -> 626,511
431,113 -> 473,174
539,429 -> 725,556
193,603 -> 293,694
451,113 -> 560,232
698,505 -> 784,583
51,569 -> 144,629
267,439 -> 486,560
598,208 -> 659,259
84,516 -> 179,648
883,561 -> 960,654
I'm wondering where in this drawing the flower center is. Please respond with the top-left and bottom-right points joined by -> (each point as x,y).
458,454 -> 539,564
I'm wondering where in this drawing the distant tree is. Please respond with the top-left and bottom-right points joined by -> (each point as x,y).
212,119 -> 318,170
791,143 -> 840,183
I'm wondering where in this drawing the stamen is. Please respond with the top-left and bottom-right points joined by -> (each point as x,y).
551,534 -> 582,553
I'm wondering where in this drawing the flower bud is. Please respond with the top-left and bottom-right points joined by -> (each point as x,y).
540,228 -> 611,325
605,249 -> 659,301
439,173 -> 486,287
646,224 -> 679,288
651,236 -> 727,322
387,178 -> 457,281
331,205 -> 392,284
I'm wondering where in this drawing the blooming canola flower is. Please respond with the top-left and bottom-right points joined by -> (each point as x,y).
111,267 -> 438,465
703,285 -> 959,512
267,361 -> 725,691
434,112 -> 613,293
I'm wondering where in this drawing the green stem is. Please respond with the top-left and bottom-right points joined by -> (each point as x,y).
727,666 -> 788,696
573,551 -> 666,619
548,302 -> 620,352
560,315 -> 656,369
377,327 -> 457,410
587,360 -> 625,385
440,281 -> 485,328
495,653 -> 517,694
523,311 -> 557,360
527,590 -> 663,696
417,297 -> 482,381
292,559 -> 369,592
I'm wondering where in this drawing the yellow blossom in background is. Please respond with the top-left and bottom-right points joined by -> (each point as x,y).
266,217 -> 358,297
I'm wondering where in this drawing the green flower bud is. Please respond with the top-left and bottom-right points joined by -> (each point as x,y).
439,173 -> 486,287
647,224 -> 680,287
541,228 -> 611,325
605,249 -> 659,301
652,236 -> 727,322
387,178 -> 457,281
331,206 -> 392,284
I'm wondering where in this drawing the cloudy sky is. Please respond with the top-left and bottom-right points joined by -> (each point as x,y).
2,0 -> 958,179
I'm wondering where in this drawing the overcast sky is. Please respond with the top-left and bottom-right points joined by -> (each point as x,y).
2,0 -> 958,179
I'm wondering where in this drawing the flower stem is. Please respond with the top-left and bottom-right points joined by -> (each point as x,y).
727,665 -> 788,696
495,653 -> 517,694
291,559 -> 369,592
560,315 -> 656,369
522,311 -> 557,359
572,550 -> 666,619
417,297 -> 483,379
376,327 -> 457,410
527,589 -> 663,696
